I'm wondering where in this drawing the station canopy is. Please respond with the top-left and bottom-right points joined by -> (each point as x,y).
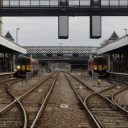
97,34 -> 128,54
0,35 -> 26,54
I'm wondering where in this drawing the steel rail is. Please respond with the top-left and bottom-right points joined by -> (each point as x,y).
0,79 -> 22,115
64,73 -> 102,128
84,92 -> 106,128
6,81 -> 27,128
84,88 -> 128,127
94,78 -> 128,111
112,86 -> 128,113
68,73 -> 128,117
30,73 -> 59,128
68,73 -> 117,107
0,73 -> 54,127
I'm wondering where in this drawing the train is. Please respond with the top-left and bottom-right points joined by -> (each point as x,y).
15,56 -> 39,77
87,56 -> 108,77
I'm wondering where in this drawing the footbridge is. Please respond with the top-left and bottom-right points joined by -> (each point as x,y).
24,46 -> 98,62
0,0 -> 128,16
24,46 -> 98,70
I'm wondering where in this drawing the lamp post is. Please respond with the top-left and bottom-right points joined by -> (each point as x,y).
16,28 -> 20,44
124,29 -> 127,36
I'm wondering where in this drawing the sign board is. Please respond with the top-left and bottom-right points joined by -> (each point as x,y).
90,16 -> 101,39
58,16 -> 69,39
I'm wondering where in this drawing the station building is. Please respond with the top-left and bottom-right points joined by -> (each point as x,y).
0,33 -> 26,80
97,31 -> 128,82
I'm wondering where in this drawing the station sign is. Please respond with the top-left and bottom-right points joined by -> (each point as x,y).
90,16 -> 101,39
58,16 -> 69,39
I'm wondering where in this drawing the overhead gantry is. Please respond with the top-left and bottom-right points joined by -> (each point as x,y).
0,0 -> 128,39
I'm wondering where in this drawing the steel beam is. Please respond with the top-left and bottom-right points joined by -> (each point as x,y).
0,8 -> 128,16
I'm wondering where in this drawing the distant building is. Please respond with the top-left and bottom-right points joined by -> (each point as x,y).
100,31 -> 119,47
5,31 -> 15,42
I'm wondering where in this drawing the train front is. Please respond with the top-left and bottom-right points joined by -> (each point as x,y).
15,56 -> 31,77
93,57 -> 108,76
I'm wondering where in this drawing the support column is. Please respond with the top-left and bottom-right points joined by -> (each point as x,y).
12,54 -> 15,72
3,53 -> 5,72
108,54 -> 111,72
0,17 -> 2,35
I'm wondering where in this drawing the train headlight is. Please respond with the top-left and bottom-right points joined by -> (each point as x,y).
94,67 -> 97,70
17,65 -> 21,70
93,65 -> 97,70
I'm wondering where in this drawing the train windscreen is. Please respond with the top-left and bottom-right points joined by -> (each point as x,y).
94,57 -> 107,65
16,57 -> 30,65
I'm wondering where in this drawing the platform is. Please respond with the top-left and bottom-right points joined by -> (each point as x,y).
108,72 -> 128,84
0,72 -> 15,83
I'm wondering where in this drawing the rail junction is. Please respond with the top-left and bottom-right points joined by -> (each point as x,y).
0,72 -> 127,127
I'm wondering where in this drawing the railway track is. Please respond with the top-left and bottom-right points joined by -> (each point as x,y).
37,72 -> 95,128
86,93 -> 128,128
112,86 -> 128,112
64,72 -> 101,128
0,73 -> 55,127
22,73 -> 59,127
67,73 -> 128,127
73,73 -> 113,92
74,73 -> 128,112
0,78 -> 24,127
0,78 -> 21,111
0,72 -> 127,127
86,75 -> 128,113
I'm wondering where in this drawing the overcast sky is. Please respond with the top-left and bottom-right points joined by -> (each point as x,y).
2,16 -> 128,47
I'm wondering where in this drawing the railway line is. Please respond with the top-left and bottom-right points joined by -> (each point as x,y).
67,72 -> 128,127
0,78 -> 20,111
112,86 -> 128,112
75,73 -> 128,112
22,73 -> 58,127
0,72 -> 127,127
81,77 -> 128,113
86,93 -> 128,127
0,78 -> 24,127
37,72 -> 95,128
0,73 -> 55,127
73,73 -> 113,92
